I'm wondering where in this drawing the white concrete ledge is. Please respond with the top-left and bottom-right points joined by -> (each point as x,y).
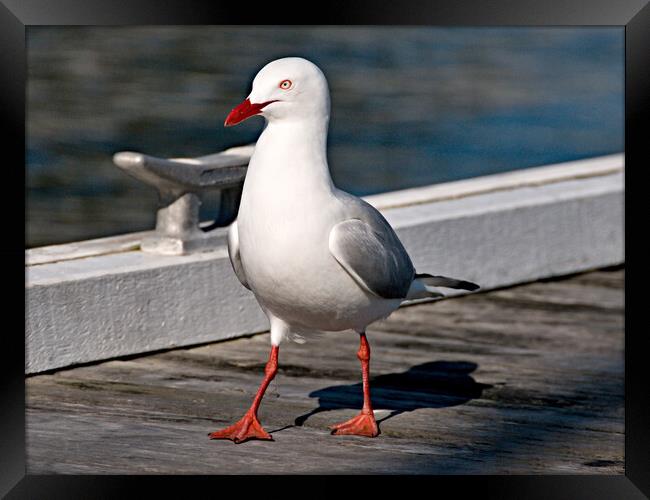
25,154 -> 624,374
365,153 -> 623,210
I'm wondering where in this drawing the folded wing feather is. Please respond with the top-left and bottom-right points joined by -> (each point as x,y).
329,218 -> 415,299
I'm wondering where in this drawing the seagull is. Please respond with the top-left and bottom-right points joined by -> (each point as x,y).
208,57 -> 479,443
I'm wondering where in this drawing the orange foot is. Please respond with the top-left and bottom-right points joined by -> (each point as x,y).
329,411 -> 380,437
208,411 -> 273,444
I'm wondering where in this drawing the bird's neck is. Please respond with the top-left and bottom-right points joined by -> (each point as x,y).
251,116 -> 334,192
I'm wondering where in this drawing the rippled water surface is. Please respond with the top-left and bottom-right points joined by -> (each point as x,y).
27,27 -> 623,247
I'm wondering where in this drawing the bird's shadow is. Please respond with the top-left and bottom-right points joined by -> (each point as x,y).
288,360 -> 492,431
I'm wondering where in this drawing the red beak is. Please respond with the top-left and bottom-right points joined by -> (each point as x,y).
224,98 -> 278,127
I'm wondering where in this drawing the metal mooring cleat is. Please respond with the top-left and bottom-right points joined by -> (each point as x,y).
113,144 -> 254,255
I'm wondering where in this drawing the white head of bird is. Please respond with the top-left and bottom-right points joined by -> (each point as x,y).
225,57 -> 330,127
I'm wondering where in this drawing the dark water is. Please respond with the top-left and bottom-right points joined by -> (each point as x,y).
27,27 -> 623,248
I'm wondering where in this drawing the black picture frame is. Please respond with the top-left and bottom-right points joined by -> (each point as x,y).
3,0 -> 646,497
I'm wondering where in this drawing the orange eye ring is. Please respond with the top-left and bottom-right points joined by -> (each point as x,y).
279,79 -> 292,90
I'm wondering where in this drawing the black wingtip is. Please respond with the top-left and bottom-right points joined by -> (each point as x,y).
415,273 -> 480,292
462,281 -> 480,292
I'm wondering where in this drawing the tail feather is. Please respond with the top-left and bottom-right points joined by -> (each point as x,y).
414,273 -> 480,292
405,273 -> 480,301
405,279 -> 445,300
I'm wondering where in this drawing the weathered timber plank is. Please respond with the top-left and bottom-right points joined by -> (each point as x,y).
26,267 -> 624,474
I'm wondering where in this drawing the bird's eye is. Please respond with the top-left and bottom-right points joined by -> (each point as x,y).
279,79 -> 292,90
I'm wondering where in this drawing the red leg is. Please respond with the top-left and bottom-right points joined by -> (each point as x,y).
209,345 -> 279,443
330,332 -> 380,437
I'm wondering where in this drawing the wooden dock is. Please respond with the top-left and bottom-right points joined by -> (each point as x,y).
26,267 -> 624,474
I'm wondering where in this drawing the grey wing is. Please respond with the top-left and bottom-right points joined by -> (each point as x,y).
329,218 -> 415,299
227,220 -> 251,290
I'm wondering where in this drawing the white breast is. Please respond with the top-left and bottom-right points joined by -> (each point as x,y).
237,142 -> 397,330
